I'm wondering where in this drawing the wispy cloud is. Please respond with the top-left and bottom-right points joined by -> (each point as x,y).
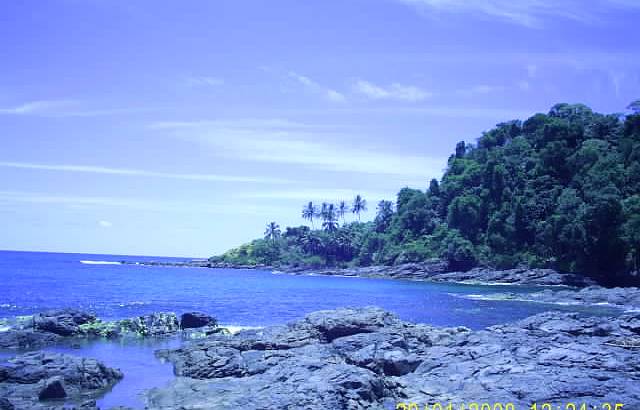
456,84 -> 504,96
0,161 -> 293,184
98,220 -> 113,228
0,190 -> 281,216
288,71 -> 346,103
353,80 -> 432,102
154,119 -> 445,180
398,0 -> 640,27
184,75 -> 225,87
241,188 -> 393,203
0,100 -> 153,118
0,100 -> 77,115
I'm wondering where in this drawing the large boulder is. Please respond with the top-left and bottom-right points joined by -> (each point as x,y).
33,309 -> 96,336
296,307 -> 401,342
0,351 -> 122,409
180,312 -> 217,329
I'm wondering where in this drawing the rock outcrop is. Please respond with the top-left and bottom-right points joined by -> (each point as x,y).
0,310 -> 210,349
281,263 -> 597,286
180,312 -> 217,329
147,307 -> 640,409
457,285 -> 640,311
33,309 -> 96,337
0,352 -> 123,409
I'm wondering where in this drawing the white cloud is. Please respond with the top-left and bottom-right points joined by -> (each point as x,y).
288,71 -> 346,103
0,161 -> 293,184
326,89 -> 347,103
517,80 -> 530,91
98,220 -> 113,228
527,64 -> 538,78
397,0 -> 640,27
185,76 -> 225,87
154,119 -> 445,180
354,80 -> 432,102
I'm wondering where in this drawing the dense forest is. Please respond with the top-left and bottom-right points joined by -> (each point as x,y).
212,102 -> 640,286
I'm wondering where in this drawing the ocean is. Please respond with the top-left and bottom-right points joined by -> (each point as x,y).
0,250 -> 619,408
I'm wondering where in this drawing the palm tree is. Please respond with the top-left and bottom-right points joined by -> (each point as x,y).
317,202 -> 329,222
351,195 -> 367,221
264,222 -> 281,244
322,203 -> 339,232
337,200 -> 348,223
302,202 -> 317,229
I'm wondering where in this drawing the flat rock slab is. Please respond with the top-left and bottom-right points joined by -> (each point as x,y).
147,307 -> 640,410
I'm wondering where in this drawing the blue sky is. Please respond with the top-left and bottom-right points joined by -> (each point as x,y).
1,0 -> 639,257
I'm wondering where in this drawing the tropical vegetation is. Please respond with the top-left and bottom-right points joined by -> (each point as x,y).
212,102 -> 640,286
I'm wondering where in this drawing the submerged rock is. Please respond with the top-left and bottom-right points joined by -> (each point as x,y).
0,351 -> 122,409
147,307 -> 640,409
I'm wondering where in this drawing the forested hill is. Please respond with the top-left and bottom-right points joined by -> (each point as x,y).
213,103 -> 640,286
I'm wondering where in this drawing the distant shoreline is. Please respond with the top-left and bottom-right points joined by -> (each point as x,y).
123,258 -> 599,287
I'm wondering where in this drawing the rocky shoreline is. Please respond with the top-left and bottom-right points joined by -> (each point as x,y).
0,309 -> 223,409
459,285 -> 640,312
148,307 -> 640,409
130,257 -> 602,287
1,301 -> 640,409
278,262 -> 599,287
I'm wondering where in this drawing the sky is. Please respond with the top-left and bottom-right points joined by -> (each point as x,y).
0,0 -> 639,257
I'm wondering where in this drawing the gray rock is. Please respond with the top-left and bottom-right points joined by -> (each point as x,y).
0,398 -> 14,410
0,330 -> 61,349
463,286 -> 640,311
116,312 -> 180,337
0,351 -> 123,409
38,376 -> 66,400
33,309 -> 96,336
180,312 -> 217,329
146,307 -> 640,409
281,263 -> 597,286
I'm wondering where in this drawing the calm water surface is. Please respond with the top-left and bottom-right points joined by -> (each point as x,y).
0,250 -> 619,408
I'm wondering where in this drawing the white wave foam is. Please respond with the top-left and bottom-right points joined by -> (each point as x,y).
80,260 -> 122,265
118,301 -> 149,307
222,325 -> 263,335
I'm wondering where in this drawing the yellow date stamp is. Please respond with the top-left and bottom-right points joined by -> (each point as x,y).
395,403 -> 625,410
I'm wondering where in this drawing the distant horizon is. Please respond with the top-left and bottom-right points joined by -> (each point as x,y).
0,248 -> 203,260
2,1 -> 639,257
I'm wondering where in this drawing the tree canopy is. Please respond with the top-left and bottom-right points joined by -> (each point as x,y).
212,103 -> 640,286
